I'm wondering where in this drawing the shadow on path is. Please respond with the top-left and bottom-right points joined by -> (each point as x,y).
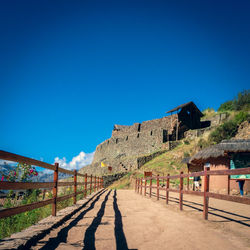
113,189 -> 130,250
146,191 -> 250,227
83,190 -> 111,250
39,189 -> 107,250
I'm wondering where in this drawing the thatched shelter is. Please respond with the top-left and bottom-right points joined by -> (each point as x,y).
190,139 -> 250,164
188,139 -> 250,195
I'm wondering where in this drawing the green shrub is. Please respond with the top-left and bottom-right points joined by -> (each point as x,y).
183,151 -> 190,158
218,100 -> 234,112
209,120 -> 238,144
218,90 -> 250,112
234,111 -> 250,124
208,111 -> 249,144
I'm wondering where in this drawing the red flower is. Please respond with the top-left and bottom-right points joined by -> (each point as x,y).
1,176 -> 4,181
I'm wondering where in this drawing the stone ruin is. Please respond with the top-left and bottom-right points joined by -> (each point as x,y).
77,102 -> 217,176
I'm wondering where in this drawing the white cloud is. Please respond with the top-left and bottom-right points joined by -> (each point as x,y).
54,151 -> 94,171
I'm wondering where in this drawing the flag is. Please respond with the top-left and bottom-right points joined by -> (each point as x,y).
101,162 -> 107,168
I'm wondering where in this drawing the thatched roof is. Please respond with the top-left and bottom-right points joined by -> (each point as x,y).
189,139 -> 250,164
166,101 -> 203,117
190,145 -> 225,164
218,139 -> 250,153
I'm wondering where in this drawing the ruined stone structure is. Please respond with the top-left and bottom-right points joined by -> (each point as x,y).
90,102 -> 210,174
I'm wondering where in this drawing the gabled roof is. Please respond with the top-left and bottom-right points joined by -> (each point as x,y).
166,101 -> 203,117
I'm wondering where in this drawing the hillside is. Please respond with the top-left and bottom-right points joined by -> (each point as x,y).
109,113 -> 250,189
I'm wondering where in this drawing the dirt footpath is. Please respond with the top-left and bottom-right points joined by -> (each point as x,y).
32,189 -> 250,250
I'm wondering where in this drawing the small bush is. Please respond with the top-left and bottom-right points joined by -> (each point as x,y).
218,100 -> 234,112
218,90 -> 250,112
208,111 -> 249,144
183,151 -> 190,158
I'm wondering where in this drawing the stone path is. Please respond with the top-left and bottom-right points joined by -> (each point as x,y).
31,189 -> 250,250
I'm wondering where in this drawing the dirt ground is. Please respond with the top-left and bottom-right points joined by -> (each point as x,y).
31,189 -> 250,250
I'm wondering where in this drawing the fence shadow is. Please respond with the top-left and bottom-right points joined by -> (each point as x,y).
113,189 -> 130,250
146,191 -> 250,227
83,190 -> 111,250
38,189 -> 107,250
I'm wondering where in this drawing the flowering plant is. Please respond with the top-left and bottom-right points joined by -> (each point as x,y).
1,163 -> 38,182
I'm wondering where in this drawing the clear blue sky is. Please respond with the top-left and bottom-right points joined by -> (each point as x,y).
1,0 -> 249,167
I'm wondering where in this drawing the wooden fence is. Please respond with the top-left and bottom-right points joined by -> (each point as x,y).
0,150 -> 103,219
135,167 -> 250,220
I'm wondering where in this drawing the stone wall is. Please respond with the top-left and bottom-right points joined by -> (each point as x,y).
93,128 -> 168,164
81,108 -> 213,176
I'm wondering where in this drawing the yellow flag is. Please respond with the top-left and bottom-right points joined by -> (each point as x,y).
101,162 -> 107,168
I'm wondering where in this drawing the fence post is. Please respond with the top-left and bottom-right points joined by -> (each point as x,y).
84,174 -> 87,198
166,174 -> 169,204
144,178 -> 147,196
187,170 -> 190,191
101,177 -> 104,188
149,177 -> 152,198
135,178 -> 137,192
203,167 -> 210,220
157,174 -> 159,200
94,176 -> 96,192
180,171 -> 183,210
97,177 -> 99,190
52,163 -> 59,216
137,178 -> 140,193
90,175 -> 92,194
140,178 -> 143,195
74,170 -> 77,204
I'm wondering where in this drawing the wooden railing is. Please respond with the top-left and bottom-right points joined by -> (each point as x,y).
135,167 -> 250,220
0,150 -> 103,219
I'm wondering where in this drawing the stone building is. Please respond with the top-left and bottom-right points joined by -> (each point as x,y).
91,102 -> 210,173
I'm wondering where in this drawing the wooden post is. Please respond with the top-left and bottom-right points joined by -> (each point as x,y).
101,177 -> 103,188
135,178 -> 137,192
227,175 -> 230,195
90,175 -> 92,194
52,163 -> 59,216
157,175 -> 159,200
42,189 -> 46,200
180,171 -> 183,210
203,167 -> 210,220
166,174 -> 169,204
176,113 -> 179,141
144,178 -> 147,196
84,174 -> 87,198
140,178 -> 143,195
149,178 -> 152,198
74,170 -> 77,204
187,168 -> 190,191
94,176 -> 96,192
137,178 -> 140,193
